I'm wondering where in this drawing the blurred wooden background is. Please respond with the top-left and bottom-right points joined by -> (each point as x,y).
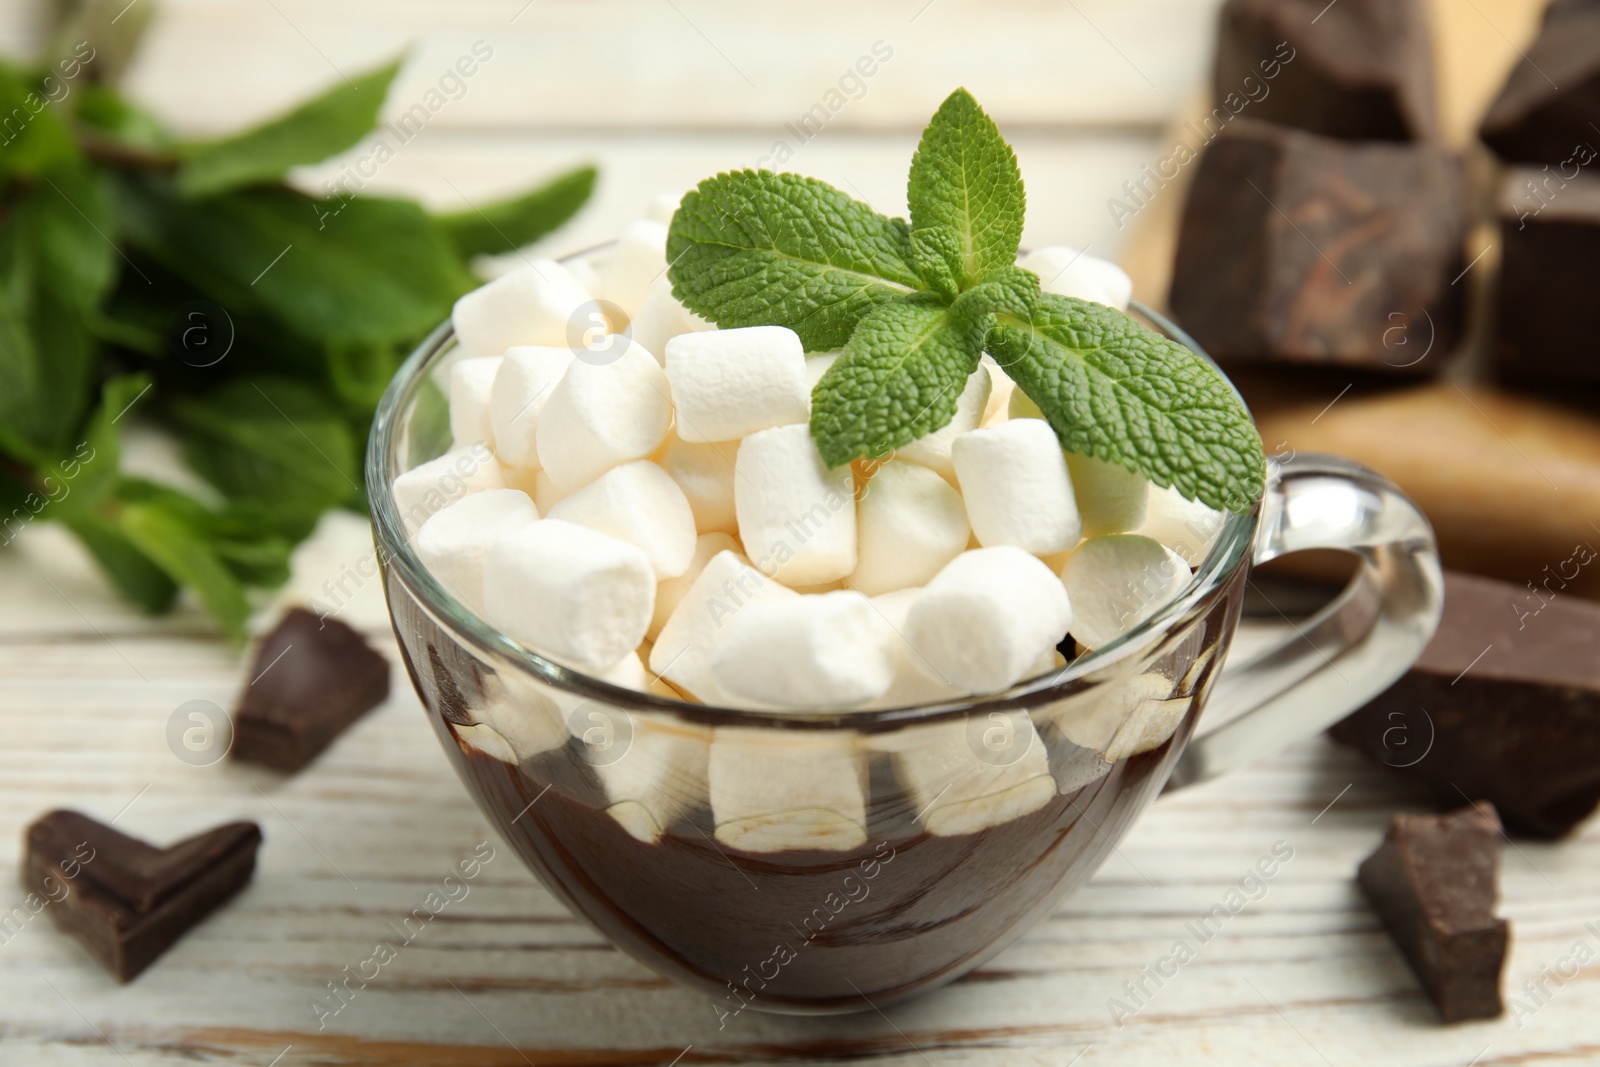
3,2 -> 1598,1065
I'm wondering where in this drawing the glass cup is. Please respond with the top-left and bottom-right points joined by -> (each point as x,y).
367,246 -> 1442,1015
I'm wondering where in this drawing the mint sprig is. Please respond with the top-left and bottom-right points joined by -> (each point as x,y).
809,294 -> 986,463
667,88 -> 1266,513
988,295 -> 1267,513
665,170 -> 923,351
0,24 -> 597,638
906,88 -> 1025,288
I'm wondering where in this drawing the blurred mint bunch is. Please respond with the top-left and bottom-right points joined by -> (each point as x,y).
0,0 -> 595,637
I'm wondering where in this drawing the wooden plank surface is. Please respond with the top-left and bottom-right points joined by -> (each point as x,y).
3,522 -> 1599,1066
3,1 -> 1599,1064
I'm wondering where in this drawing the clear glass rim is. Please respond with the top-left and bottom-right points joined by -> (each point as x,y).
365,247 -> 1261,731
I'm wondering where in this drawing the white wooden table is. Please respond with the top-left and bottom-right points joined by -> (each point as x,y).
2,2 -> 1596,1063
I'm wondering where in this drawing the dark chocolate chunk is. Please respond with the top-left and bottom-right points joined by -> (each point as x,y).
1480,6 -> 1600,165
1358,803 -> 1509,1022
1545,0 -> 1600,23
232,607 -> 390,772
23,810 -> 261,982
1214,0 -> 1438,141
1170,120 -> 1468,372
1331,570 -> 1600,838
1495,168 -> 1600,390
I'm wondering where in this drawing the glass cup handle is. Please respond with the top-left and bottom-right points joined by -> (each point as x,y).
1167,452 -> 1444,790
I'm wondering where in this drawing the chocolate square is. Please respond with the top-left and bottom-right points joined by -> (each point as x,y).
232,608 -> 390,772
24,810 -> 261,982
1358,803 -> 1509,1022
1480,5 -> 1600,165
1495,169 -> 1600,390
1170,120 -> 1468,372
1215,0 -> 1438,142
1331,570 -> 1600,839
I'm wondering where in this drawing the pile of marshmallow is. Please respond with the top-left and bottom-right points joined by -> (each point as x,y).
393,202 -> 1226,713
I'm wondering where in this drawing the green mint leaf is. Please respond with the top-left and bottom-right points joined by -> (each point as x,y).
908,227 -> 964,302
906,88 -> 1025,287
173,377 -> 361,523
666,169 -> 924,351
49,373 -> 150,522
120,179 -> 474,345
0,292 -> 43,463
177,59 -> 403,197
61,512 -> 179,615
988,293 -> 1266,513
810,294 -> 986,466
0,166 -> 117,460
119,500 -> 251,639
437,165 -> 596,258
76,84 -> 175,156
950,264 -> 1039,322
0,61 -> 79,177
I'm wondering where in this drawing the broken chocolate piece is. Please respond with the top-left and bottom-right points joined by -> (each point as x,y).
1358,803 -> 1509,1023
23,810 -> 262,982
1496,169 -> 1600,390
1170,120 -> 1468,372
232,607 -> 390,772
1331,571 -> 1600,838
1480,5 -> 1600,165
1545,0 -> 1600,23
1214,0 -> 1438,142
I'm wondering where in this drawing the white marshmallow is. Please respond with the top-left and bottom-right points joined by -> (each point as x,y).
710,591 -> 895,709
1051,671 -> 1186,760
532,468 -> 571,514
647,191 -> 683,223
952,419 -> 1082,555
664,326 -> 810,443
1058,534 -> 1191,651
489,346 -> 575,469
594,714 -> 712,843
546,653 -> 663,747
597,219 -> 668,320
482,519 -> 656,674
628,280 -> 713,365
905,547 -> 1073,693
536,341 -> 673,493
1066,453 -> 1149,536
980,355 -> 1016,427
1138,484 -> 1226,567
448,356 -> 500,449
889,714 -> 1055,836
1008,395 -> 1150,535
709,728 -> 868,853
565,258 -> 601,296
1019,246 -> 1133,310
656,434 -> 738,535
650,532 -> 739,641
649,549 -> 796,703
473,671 -> 570,761
393,445 -> 504,537
1007,384 -> 1043,421
451,259 -> 592,356
896,364 -> 992,479
866,588 -> 963,708
850,460 -> 970,596
547,460 -> 697,579
452,721 -> 518,764
804,351 -> 840,390
415,489 -> 539,615
734,423 -> 856,585
498,463 -> 538,497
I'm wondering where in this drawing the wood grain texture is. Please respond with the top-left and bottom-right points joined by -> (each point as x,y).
3,504 -> 1599,1065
